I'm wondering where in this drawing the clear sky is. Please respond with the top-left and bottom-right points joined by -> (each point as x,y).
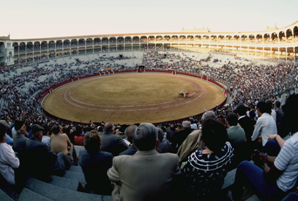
1,0 -> 297,39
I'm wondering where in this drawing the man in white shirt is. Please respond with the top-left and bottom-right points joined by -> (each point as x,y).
0,120 -> 20,185
251,101 -> 277,146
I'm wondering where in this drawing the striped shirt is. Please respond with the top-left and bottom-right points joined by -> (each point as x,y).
274,132 -> 298,192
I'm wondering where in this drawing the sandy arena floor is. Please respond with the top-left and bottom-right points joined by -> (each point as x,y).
42,73 -> 226,124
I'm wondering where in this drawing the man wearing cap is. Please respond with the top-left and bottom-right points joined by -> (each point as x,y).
25,124 -> 70,181
0,120 -> 20,185
13,120 -> 28,154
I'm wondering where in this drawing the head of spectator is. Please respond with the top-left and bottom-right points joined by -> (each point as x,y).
274,101 -> 281,110
15,119 -> 26,135
51,125 -> 61,135
202,119 -> 227,153
182,121 -> 191,129
226,113 -> 238,128
124,125 -> 137,144
104,122 -> 115,134
170,124 -> 176,131
265,100 -> 273,115
84,130 -> 101,154
236,104 -> 247,117
157,128 -> 164,142
201,110 -> 216,124
97,125 -> 103,133
31,124 -> 45,141
0,120 -> 8,143
256,101 -> 268,117
283,94 -> 298,133
133,123 -> 159,151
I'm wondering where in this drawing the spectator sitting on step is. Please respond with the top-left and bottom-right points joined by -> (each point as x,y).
25,124 -> 71,181
171,120 -> 193,153
108,123 -> 179,201
226,112 -> 246,168
177,111 -> 215,164
50,125 -> 77,163
180,118 -> 233,200
100,122 -> 128,156
232,94 -> 298,200
79,130 -> 113,195
0,120 -> 20,185
119,125 -> 138,156
13,119 -> 29,154
157,128 -> 173,153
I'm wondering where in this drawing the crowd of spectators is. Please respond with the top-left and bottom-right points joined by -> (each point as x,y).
0,51 -> 298,200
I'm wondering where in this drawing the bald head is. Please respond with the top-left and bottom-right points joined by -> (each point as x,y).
125,125 -> 138,143
104,122 -> 114,133
202,111 -> 216,122
182,121 -> 191,129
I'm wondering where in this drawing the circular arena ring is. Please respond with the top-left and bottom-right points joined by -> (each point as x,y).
41,70 -> 227,124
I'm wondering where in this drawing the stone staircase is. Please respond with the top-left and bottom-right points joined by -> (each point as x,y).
0,164 -> 112,201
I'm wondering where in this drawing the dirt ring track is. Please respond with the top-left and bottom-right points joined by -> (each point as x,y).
42,72 -> 226,124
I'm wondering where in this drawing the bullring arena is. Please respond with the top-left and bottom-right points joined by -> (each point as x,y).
1,17 -> 298,201
42,72 -> 226,124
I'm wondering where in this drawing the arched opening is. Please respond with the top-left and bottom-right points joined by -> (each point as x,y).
13,42 -> 19,53
86,38 -> 93,46
294,26 -> 298,42
233,35 -> 239,43
63,40 -> 70,48
132,36 -> 139,43
171,35 -> 178,42
286,29 -> 293,42
34,41 -> 40,52
117,37 -> 124,43
148,36 -> 155,43
26,42 -> 33,52
179,35 -> 186,42
264,34 -> 270,43
271,33 -> 278,43
78,39 -> 85,46
194,35 -> 200,41
203,35 -> 209,41
140,36 -> 147,43
249,35 -> 255,43
241,35 -> 247,43
41,41 -> 47,51
156,35 -> 163,42
71,39 -> 77,47
187,35 -> 194,41
125,37 -> 132,43
226,35 -> 232,42
94,38 -> 100,45
279,31 -> 285,43
49,41 -> 55,50
102,37 -> 108,44
110,37 -> 116,44
56,40 -> 62,49
164,35 -> 170,42
19,42 -> 26,53
256,34 -> 262,44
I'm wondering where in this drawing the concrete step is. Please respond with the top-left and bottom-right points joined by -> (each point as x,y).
18,188 -> 54,201
63,170 -> 87,188
68,165 -> 82,173
222,168 -> 236,190
0,188 -> 14,201
24,177 -> 111,201
49,176 -> 80,191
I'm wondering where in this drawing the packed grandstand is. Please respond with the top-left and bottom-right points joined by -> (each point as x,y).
1,22 -> 298,201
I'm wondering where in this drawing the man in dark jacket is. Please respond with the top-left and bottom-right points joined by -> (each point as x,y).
25,124 -> 70,181
100,122 -> 128,156
171,121 -> 193,153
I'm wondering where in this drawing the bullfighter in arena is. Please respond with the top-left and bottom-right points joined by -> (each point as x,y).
179,91 -> 190,98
